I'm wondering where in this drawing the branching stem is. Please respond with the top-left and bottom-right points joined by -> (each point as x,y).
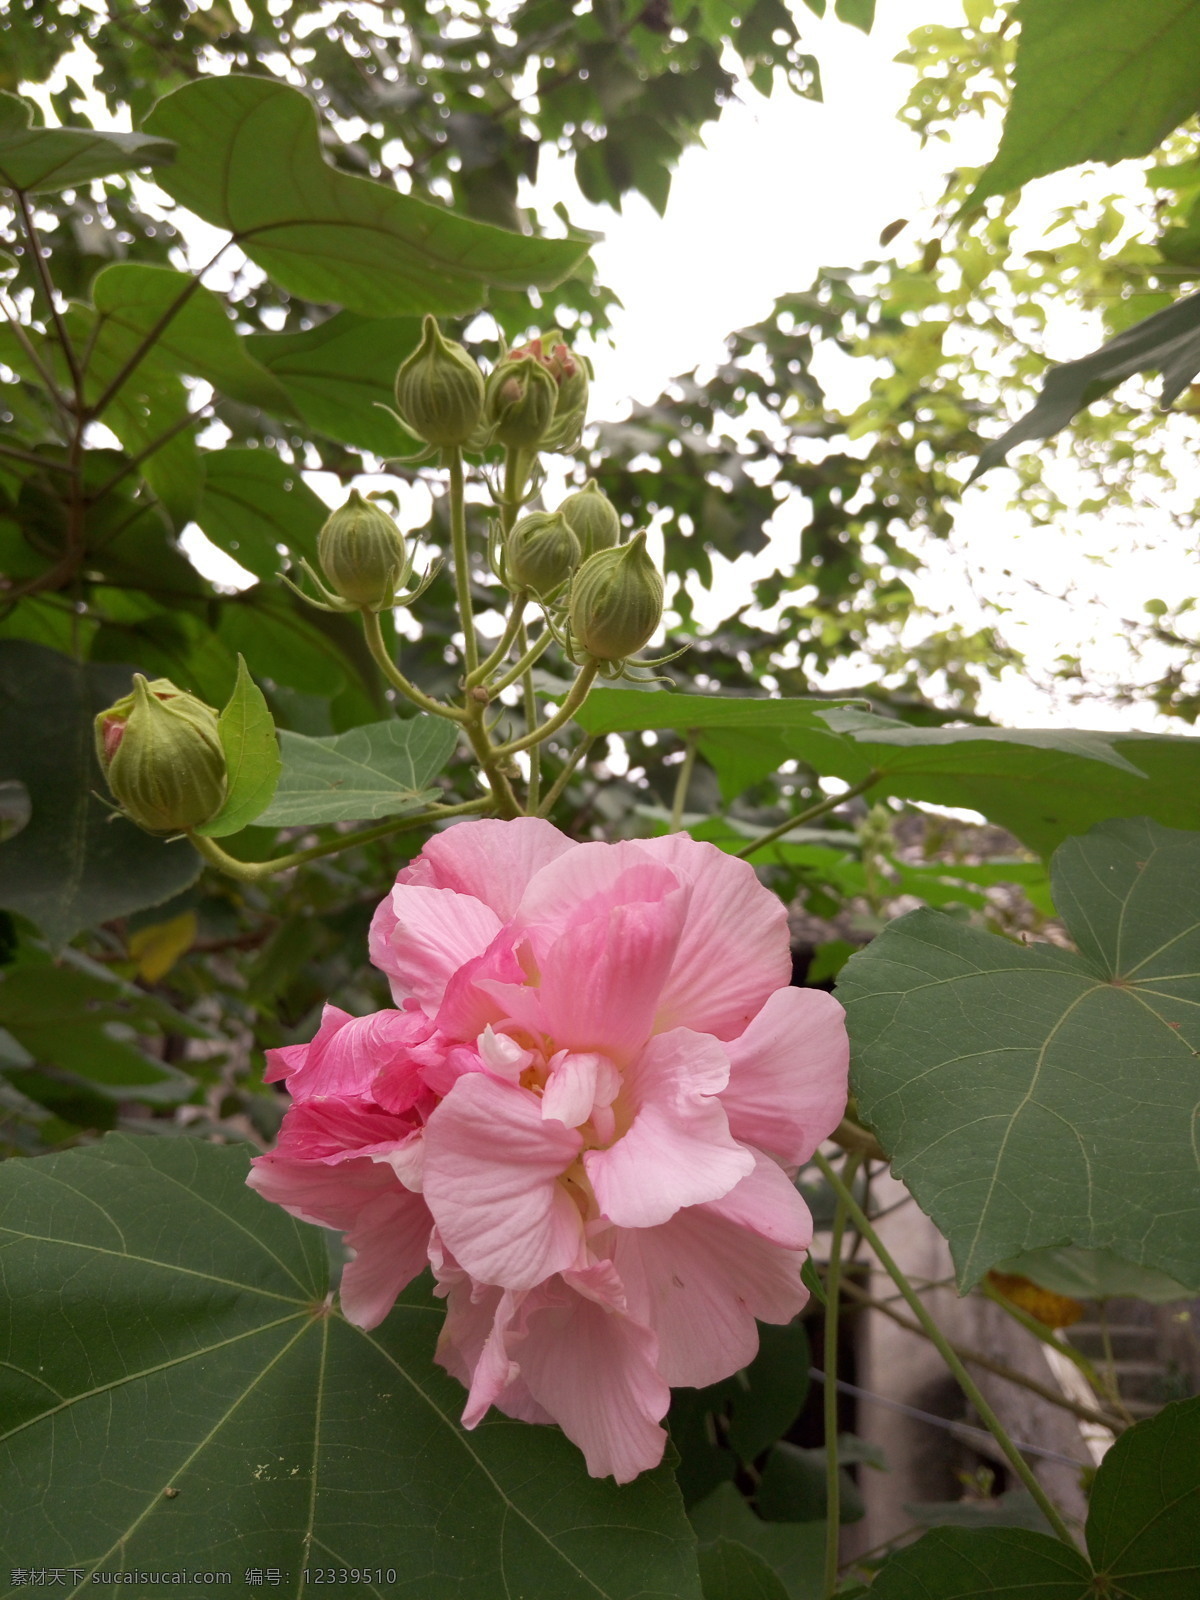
734,771 -> 882,860
361,609 -> 467,722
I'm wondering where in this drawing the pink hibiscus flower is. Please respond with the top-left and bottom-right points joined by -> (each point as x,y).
248,818 -> 849,1482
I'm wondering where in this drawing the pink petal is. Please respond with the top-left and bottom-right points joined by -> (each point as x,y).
430,1238 -> 552,1426
369,884 -> 501,1010
541,1051 -> 620,1128
417,817 -> 576,921
585,1028 -> 754,1228
533,881 -> 687,1062
246,1151 -> 398,1234
610,1164 -> 811,1387
271,1098 -> 416,1163
422,1073 -> 584,1290
271,1005 -> 435,1104
638,835 -> 793,1039
721,986 -> 850,1170
512,1263 -> 670,1483
338,1186 -> 435,1329
432,927 -> 527,1043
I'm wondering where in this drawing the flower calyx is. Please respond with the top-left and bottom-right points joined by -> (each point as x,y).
393,315 -> 486,449
558,478 -> 620,560
95,675 -> 227,835
504,510 -> 581,600
566,531 -> 665,673
284,491 -> 438,616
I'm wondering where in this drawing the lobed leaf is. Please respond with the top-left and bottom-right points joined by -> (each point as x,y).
840,817 -> 1200,1291
0,1134 -> 704,1598
142,76 -> 589,317
256,715 -> 460,825
196,655 -> 281,838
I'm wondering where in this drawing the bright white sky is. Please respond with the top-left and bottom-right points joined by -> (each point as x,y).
23,1 -> 1200,735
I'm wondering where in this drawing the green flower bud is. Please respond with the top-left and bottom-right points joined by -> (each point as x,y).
484,348 -> 558,450
318,489 -> 409,610
569,531 -> 664,662
538,332 -> 589,451
393,314 -> 485,448
505,510 -> 581,597
558,479 -> 620,560
95,676 -> 227,835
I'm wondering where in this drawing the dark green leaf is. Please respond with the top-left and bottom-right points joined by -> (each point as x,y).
968,0 -> 1200,209
196,654 -> 281,838
143,76 -> 589,317
256,715 -> 459,824
904,1490 -> 1054,1536
0,1135 -> 704,1598
1087,1395 -> 1200,1595
967,290 -> 1200,482
689,1484 -> 825,1600
196,448 -> 330,580
92,263 -> 295,414
0,90 -> 174,193
0,640 -> 201,945
698,1538 -> 791,1600
867,1527 -> 1093,1599
841,817 -> 1200,1290
755,1443 -> 864,1525
246,311 -> 422,455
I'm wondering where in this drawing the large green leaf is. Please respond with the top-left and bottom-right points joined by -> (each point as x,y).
143,76 -> 589,317
578,690 -> 1200,857
869,1397 -> 1200,1598
196,655 -> 281,838
0,640 -> 201,945
195,448 -> 329,580
0,90 -> 174,193
840,817 -> 1200,1290
247,311 -> 422,455
995,1245 -> 1193,1305
256,716 -> 460,825
91,263 -> 295,414
967,291 -> 1200,482
868,1528 -> 1093,1598
697,1539 -> 791,1600
0,1134 -> 703,1598
967,0 -> 1200,208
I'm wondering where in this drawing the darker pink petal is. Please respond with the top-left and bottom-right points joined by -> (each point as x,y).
722,986 -> 850,1169
422,1073 -> 584,1290
266,1004 -> 435,1104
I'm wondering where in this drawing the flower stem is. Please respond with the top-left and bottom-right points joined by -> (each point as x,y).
492,658 -> 599,758
812,1150 -> 1080,1551
822,1149 -> 863,1600
537,733 -> 596,817
669,736 -> 697,832
360,609 -> 467,721
188,798 -> 492,881
487,624 -> 552,695
468,592 -> 528,687
733,771 -> 882,860
447,445 -> 479,677
518,618 -> 542,811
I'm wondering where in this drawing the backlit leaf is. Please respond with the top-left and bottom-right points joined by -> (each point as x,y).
256,715 -> 459,825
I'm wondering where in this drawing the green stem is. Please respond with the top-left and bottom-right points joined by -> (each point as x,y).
733,771 -> 882,860
487,626 -> 552,695
448,445 -> 478,678
812,1151 -> 1079,1551
669,736 -> 697,832
537,733 -> 596,817
361,609 -> 467,721
822,1150 -> 864,1600
188,798 -> 493,882
980,1280 -> 1113,1405
468,592 -> 528,687
16,188 -> 83,398
519,618 -> 542,811
493,658 -> 599,758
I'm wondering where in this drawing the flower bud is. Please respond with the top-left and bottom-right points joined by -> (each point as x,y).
318,489 -> 409,610
569,531 -> 663,662
393,315 -> 485,448
95,676 -> 227,835
505,510 -> 581,597
484,348 -> 558,451
558,479 -> 620,560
